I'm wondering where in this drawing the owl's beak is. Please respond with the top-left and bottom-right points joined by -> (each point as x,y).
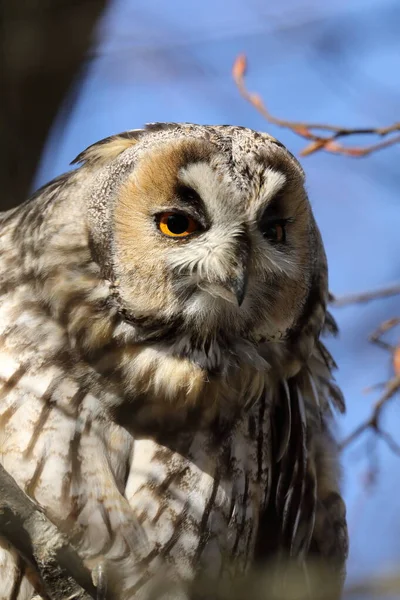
228,270 -> 248,307
200,269 -> 248,306
195,232 -> 250,306
226,238 -> 250,306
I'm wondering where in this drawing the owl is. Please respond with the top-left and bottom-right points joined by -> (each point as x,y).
0,123 -> 348,599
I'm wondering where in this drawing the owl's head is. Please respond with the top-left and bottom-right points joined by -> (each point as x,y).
75,123 -> 328,378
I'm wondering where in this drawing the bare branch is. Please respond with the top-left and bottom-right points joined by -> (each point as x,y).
232,54 -> 400,158
330,285 -> 400,307
339,375 -> 400,451
369,318 -> 400,352
339,314 -> 400,458
0,463 -> 98,599
376,428 -> 400,456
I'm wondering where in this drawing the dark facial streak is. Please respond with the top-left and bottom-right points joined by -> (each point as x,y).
175,184 -> 205,214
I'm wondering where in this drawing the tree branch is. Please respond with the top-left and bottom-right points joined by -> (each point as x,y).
1,0 -> 108,210
0,463 -> 98,599
232,54 -> 400,158
339,375 -> 400,451
330,285 -> 400,307
338,316 -> 400,456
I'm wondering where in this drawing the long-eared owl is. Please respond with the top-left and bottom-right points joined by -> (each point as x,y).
0,123 -> 348,599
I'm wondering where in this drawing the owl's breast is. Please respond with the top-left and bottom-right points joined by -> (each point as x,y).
124,395 -> 272,594
0,279 -> 272,597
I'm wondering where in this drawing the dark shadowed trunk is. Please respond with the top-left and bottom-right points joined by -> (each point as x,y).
0,0 -> 108,211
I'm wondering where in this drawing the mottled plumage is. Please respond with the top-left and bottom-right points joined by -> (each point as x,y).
0,123 -> 348,599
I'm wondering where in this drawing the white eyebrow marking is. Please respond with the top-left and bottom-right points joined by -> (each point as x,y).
179,162 -> 219,200
261,168 -> 286,202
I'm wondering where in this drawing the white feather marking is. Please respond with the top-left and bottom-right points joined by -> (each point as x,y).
260,168 -> 286,202
0,353 -> 20,381
18,367 -> 60,398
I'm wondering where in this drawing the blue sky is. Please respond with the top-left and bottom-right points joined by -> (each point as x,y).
35,0 -> 400,582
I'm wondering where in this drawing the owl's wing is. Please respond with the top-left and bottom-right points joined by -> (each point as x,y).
0,283 -> 146,598
256,310 -> 347,593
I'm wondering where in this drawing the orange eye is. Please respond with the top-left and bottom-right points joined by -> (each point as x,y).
158,212 -> 199,238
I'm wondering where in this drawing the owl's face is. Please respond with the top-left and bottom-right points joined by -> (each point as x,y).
83,124 -> 328,375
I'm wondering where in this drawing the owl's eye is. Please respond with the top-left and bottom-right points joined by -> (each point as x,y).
261,219 -> 287,244
157,212 -> 200,238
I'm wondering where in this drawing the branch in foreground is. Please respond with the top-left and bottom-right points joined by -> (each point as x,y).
232,54 -> 400,157
0,463 -> 98,600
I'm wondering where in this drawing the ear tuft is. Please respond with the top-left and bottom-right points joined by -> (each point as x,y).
71,123 -> 194,167
71,130 -> 146,166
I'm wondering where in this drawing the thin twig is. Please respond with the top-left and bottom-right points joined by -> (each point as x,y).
376,428 -> 400,456
340,317 -> 400,455
232,54 -> 400,157
339,375 -> 400,450
330,285 -> 400,307
0,463 -> 99,599
369,317 -> 400,352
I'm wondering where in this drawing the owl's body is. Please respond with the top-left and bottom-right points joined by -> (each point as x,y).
0,123 -> 347,599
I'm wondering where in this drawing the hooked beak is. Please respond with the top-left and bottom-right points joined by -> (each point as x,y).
195,230 -> 251,307
221,234 -> 251,307
227,269 -> 248,307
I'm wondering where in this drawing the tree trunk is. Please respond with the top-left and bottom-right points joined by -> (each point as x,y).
0,0 -> 108,210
